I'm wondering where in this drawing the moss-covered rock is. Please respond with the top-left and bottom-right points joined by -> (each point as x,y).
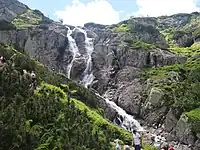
12,9 -> 42,29
113,24 -> 130,32
186,108 -> 200,133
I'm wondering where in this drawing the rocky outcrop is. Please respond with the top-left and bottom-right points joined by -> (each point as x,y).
0,0 -> 28,30
172,31 -> 194,47
72,28 -> 86,54
70,57 -> 86,80
117,79 -> 143,115
89,27 -> 186,115
173,115 -> 194,145
164,109 -> 179,132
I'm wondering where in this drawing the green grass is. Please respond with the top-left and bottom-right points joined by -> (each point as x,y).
12,9 -> 42,29
144,64 -> 181,80
160,28 -> 175,43
73,98 -> 132,143
131,40 -> 156,50
113,24 -> 130,32
169,43 -> 200,58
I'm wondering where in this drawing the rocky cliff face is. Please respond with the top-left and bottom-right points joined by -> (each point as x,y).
1,0 -> 200,149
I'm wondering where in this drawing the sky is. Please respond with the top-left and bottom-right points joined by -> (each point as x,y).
19,0 -> 200,26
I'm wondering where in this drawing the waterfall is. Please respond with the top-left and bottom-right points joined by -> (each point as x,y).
65,26 -> 144,132
66,26 -> 80,79
76,27 -> 95,88
64,26 -> 167,146
95,93 -> 144,132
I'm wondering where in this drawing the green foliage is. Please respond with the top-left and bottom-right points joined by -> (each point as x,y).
66,80 -> 99,108
186,109 -> 200,133
160,28 -> 175,43
12,9 -> 42,29
113,24 -> 130,32
131,40 -> 156,50
144,64 -> 181,80
144,57 -> 200,113
170,43 -> 200,58
143,144 -> 158,150
0,44 -> 132,149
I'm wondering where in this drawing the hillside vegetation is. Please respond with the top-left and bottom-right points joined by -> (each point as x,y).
0,44 -> 132,150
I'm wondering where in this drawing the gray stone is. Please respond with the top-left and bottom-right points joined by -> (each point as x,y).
115,66 -> 141,83
0,0 -> 28,23
117,79 -> 143,115
164,109 -> 178,132
173,114 -> 195,145
146,87 -> 163,107
72,28 -> 86,54
70,57 -> 86,80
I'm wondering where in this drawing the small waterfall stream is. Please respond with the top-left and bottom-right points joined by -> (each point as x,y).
77,27 -> 95,88
101,93 -> 144,132
66,26 -> 80,78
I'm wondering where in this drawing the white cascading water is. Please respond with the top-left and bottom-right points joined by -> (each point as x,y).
96,93 -> 144,132
66,26 -> 80,78
76,27 -> 95,88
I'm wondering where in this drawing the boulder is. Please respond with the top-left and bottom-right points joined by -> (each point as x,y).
144,106 -> 168,126
173,31 -> 194,47
146,87 -> 163,107
117,79 -> 143,115
149,49 -> 187,67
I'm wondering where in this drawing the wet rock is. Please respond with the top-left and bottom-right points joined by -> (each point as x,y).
71,28 -> 86,54
71,57 -> 86,80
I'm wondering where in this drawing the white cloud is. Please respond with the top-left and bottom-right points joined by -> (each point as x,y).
134,0 -> 200,17
55,0 -> 120,26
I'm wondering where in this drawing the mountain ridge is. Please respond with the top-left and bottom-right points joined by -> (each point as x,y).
1,0 -> 200,149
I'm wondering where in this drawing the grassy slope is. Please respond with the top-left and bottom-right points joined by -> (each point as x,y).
0,43 -> 133,150
12,9 -> 42,29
